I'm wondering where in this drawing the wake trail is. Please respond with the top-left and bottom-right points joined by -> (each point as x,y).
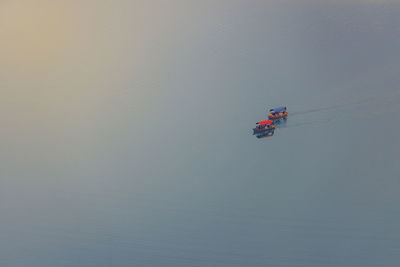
281,90 -> 400,129
290,96 -> 376,117
283,118 -> 334,129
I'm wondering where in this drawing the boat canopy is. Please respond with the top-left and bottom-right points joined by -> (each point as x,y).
269,106 -> 286,113
256,120 -> 273,125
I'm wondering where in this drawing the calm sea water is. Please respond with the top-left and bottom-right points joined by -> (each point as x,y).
1,1 -> 400,266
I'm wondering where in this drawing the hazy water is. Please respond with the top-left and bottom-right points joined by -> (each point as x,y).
1,1 -> 400,266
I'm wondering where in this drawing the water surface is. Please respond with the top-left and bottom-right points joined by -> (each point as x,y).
1,0 -> 400,266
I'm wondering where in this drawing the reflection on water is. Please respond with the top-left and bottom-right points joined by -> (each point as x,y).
254,129 -> 275,139
273,118 -> 288,128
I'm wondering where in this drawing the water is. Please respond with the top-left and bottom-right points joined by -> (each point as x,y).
1,1 -> 400,266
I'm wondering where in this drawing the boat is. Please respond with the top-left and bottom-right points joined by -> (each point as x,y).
253,119 -> 276,135
268,106 -> 288,120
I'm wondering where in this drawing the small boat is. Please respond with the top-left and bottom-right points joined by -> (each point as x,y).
268,106 -> 288,120
253,119 -> 276,135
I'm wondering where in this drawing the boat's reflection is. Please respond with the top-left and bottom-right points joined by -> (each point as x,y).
254,129 -> 275,139
273,118 -> 287,128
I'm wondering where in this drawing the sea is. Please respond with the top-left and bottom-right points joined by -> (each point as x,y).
1,0 -> 400,266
